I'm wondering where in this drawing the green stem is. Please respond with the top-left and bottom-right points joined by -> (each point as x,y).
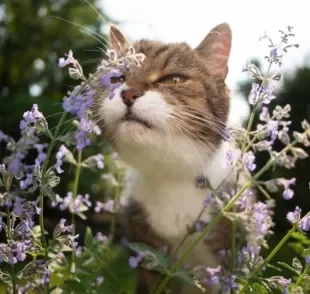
290,265 -> 309,293
153,136 -> 302,294
4,174 -> 17,294
241,61 -> 273,153
6,207 -> 17,294
39,112 -> 66,293
71,151 -> 82,277
109,169 -> 122,244
239,226 -> 297,294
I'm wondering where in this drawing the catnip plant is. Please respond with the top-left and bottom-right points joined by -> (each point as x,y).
0,25 -> 309,294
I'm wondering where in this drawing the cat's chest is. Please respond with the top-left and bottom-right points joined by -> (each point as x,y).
132,177 -> 212,240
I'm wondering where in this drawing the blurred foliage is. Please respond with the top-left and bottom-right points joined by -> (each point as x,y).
0,0 -> 114,225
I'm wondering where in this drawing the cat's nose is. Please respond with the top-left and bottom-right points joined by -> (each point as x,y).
121,89 -> 143,107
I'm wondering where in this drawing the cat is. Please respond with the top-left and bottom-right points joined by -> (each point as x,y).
95,22 -> 240,293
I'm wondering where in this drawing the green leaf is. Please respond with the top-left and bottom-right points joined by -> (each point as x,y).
278,262 -> 301,276
64,279 -> 86,293
265,264 -> 282,272
84,227 -> 94,248
41,185 -> 57,202
292,257 -> 303,273
174,271 -> 196,286
57,132 -> 76,146
77,212 -> 87,220
129,242 -> 169,269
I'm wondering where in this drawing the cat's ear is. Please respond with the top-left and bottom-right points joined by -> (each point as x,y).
109,23 -> 130,54
195,23 -> 232,80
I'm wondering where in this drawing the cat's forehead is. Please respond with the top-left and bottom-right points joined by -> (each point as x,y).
129,39 -> 203,79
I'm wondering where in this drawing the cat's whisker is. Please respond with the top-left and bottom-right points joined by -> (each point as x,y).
171,117 -> 218,155
170,116 -> 215,152
80,59 -> 103,66
174,111 -> 225,138
81,0 -> 114,48
174,105 -> 227,128
53,16 -> 108,50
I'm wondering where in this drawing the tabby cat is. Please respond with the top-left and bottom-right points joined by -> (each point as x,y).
95,23 -> 239,293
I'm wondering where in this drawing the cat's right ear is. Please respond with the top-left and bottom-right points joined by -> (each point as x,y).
109,23 -> 130,55
195,23 -> 232,80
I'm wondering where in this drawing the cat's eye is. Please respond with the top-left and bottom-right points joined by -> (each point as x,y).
157,74 -> 188,85
110,75 -> 125,84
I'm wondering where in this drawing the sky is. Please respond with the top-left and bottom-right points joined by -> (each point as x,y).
99,0 -> 310,123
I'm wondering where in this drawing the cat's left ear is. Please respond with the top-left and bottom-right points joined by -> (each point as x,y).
195,23 -> 232,80
109,23 -> 130,54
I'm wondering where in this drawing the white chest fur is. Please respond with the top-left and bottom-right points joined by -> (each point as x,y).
132,175 -> 211,239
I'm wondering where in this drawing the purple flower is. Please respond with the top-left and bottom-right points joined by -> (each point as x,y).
93,154 -> 104,169
305,256 -> 310,264
276,277 -> 291,294
20,104 -> 44,130
225,147 -> 241,168
204,192 -> 212,207
221,275 -> 238,292
270,47 -> 283,60
270,47 -> 278,59
96,276 -> 104,286
242,151 -> 256,171
237,189 -> 253,209
204,266 -> 221,286
0,244 -> 4,263
0,217 -> 2,233
277,178 -> 296,200
13,197 -> 24,217
286,206 -> 301,224
96,232 -> 109,244
54,192 -> 91,213
58,50 -> 76,68
62,89 -> 95,119
194,220 -> 208,232
253,202 -> 270,238
249,83 -> 260,105
128,256 -> 140,269
95,199 -> 115,213
300,215 -> 310,232
55,145 -> 75,174
242,243 -> 261,260
266,120 -> 279,142
20,173 -> 33,190
128,251 -> 148,269
259,107 -> 270,122
99,70 -> 123,99
14,242 -> 27,262
34,143 -> 48,163
40,269 -> 51,285
75,119 -> 101,151
58,218 -> 72,234
262,85 -> 276,104
8,152 -> 25,176
84,154 -> 104,169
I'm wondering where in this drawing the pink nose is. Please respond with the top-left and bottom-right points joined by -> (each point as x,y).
121,89 -> 143,107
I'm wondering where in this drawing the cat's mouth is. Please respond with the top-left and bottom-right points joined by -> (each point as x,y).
121,111 -> 152,129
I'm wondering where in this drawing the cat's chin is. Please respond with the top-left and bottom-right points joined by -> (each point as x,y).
113,120 -> 156,140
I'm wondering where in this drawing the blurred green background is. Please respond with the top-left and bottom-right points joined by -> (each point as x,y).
0,0 -> 309,291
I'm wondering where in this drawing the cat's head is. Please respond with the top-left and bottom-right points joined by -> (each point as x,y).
94,23 -> 232,174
